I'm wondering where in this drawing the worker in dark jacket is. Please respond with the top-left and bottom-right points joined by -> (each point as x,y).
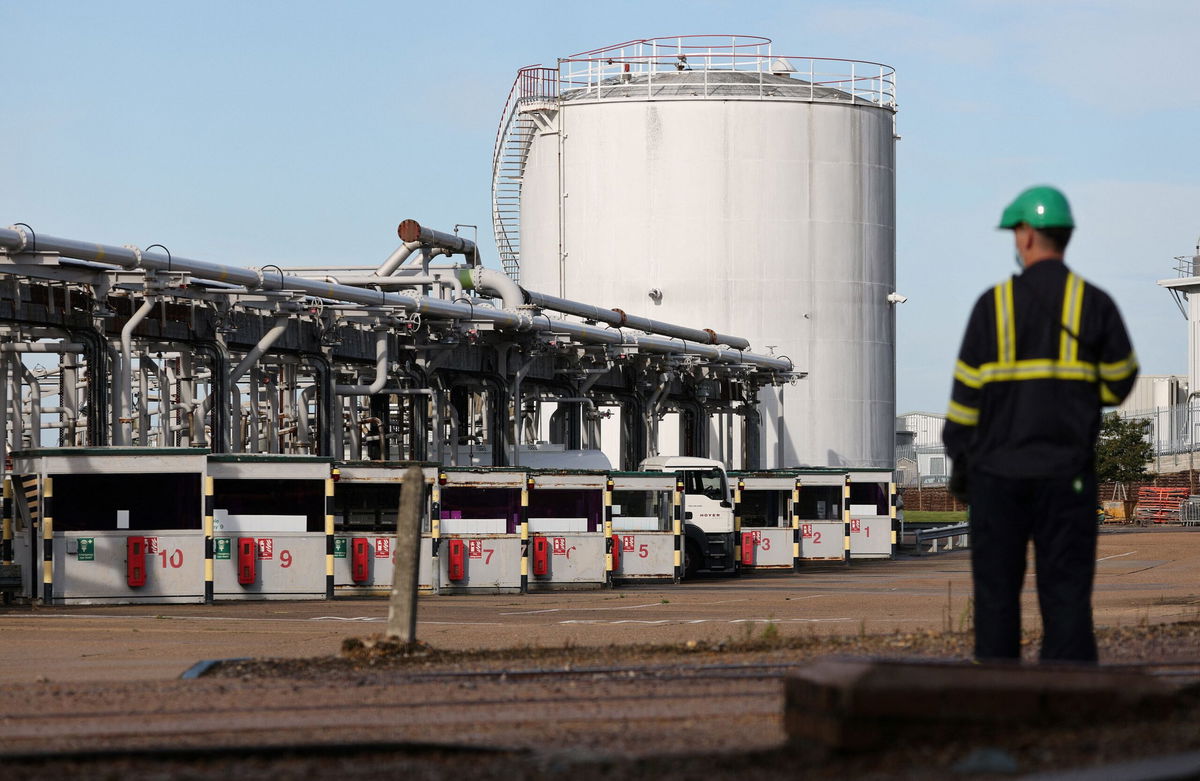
942,185 -> 1138,663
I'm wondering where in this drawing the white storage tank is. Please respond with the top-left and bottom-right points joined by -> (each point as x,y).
493,36 -> 897,468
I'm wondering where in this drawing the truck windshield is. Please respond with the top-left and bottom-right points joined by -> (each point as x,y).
682,468 -> 727,501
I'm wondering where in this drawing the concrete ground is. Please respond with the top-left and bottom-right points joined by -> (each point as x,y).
1,527 -> 1197,683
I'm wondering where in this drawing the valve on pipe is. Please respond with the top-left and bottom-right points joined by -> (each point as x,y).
397,220 -> 479,266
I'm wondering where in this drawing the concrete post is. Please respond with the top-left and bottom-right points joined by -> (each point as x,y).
386,465 -> 424,643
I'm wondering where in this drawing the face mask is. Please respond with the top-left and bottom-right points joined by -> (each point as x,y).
1014,250 -> 1024,271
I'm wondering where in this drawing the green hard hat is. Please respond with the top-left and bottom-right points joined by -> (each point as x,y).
998,185 -> 1075,229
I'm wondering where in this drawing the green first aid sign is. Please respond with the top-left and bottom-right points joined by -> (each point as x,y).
77,537 -> 95,561
333,537 -> 347,558
214,537 -> 231,560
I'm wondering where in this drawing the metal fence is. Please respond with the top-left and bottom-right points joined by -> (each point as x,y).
1121,401 -> 1200,457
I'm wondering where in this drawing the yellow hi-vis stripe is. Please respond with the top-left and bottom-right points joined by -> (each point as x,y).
1100,352 -> 1138,382
954,360 -> 983,388
992,279 -> 1017,364
1059,273 -> 1074,361
1060,273 -> 1085,362
993,282 -> 1009,364
946,400 -> 980,426
977,358 -> 1098,383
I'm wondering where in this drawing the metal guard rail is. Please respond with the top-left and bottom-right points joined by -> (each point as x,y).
911,522 -> 970,556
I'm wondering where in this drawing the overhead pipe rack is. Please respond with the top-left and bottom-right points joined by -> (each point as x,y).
0,225 -> 791,373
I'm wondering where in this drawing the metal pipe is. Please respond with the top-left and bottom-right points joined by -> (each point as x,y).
335,329 -> 389,395
346,404 -> 361,458
298,384 -> 317,447
4,355 -> 18,457
266,371 -> 280,454
231,384 -> 243,452
138,356 -> 151,445
534,395 -> 596,451
325,274 -> 444,286
374,240 -> 422,277
644,374 -> 670,458
308,355 -> 336,459
0,343 -> 85,353
176,353 -> 193,447
198,316 -> 291,444
431,385 -> 442,463
159,358 -> 173,447
523,289 -> 750,350
248,368 -> 260,452
66,326 -> 109,446
0,226 -> 790,372
510,357 -> 535,466
19,362 -> 41,449
364,387 -> 433,396
62,352 -> 79,446
118,297 -> 155,446
578,371 -> 605,450
320,271 -> 464,300
532,394 -> 595,411
397,220 -> 479,265
459,267 -> 525,310
446,403 -> 460,467
229,315 -> 290,385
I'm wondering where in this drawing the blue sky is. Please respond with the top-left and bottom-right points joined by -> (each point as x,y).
3,1 -> 1198,413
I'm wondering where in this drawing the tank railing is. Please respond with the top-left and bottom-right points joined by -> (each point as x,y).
568,34 -> 773,60
558,52 -> 895,108
516,66 -> 560,101
568,35 -> 774,75
1173,254 -> 1200,278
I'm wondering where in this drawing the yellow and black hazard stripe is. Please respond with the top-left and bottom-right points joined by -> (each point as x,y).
673,476 -> 684,582
603,477 -> 614,581
1,477 -> 12,566
204,476 -> 214,603
791,478 -> 802,570
325,475 -> 335,599
519,476 -> 531,593
21,474 -> 39,524
841,476 -> 852,564
42,476 -> 53,604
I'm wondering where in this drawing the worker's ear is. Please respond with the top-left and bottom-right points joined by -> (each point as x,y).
1017,224 -> 1035,253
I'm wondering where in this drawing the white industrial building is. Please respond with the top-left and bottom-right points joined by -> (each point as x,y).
895,411 -> 951,486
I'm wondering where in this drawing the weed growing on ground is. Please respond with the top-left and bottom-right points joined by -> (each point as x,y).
943,581 -> 953,633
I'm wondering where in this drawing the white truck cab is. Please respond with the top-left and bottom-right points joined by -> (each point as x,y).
638,456 -> 736,577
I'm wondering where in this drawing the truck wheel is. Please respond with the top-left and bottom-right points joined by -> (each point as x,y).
684,540 -> 701,579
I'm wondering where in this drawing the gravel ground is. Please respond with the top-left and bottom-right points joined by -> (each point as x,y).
216,618 -> 1200,678
3,621 -> 1199,780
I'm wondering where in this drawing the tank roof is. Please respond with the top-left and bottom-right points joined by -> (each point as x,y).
560,70 -> 859,103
